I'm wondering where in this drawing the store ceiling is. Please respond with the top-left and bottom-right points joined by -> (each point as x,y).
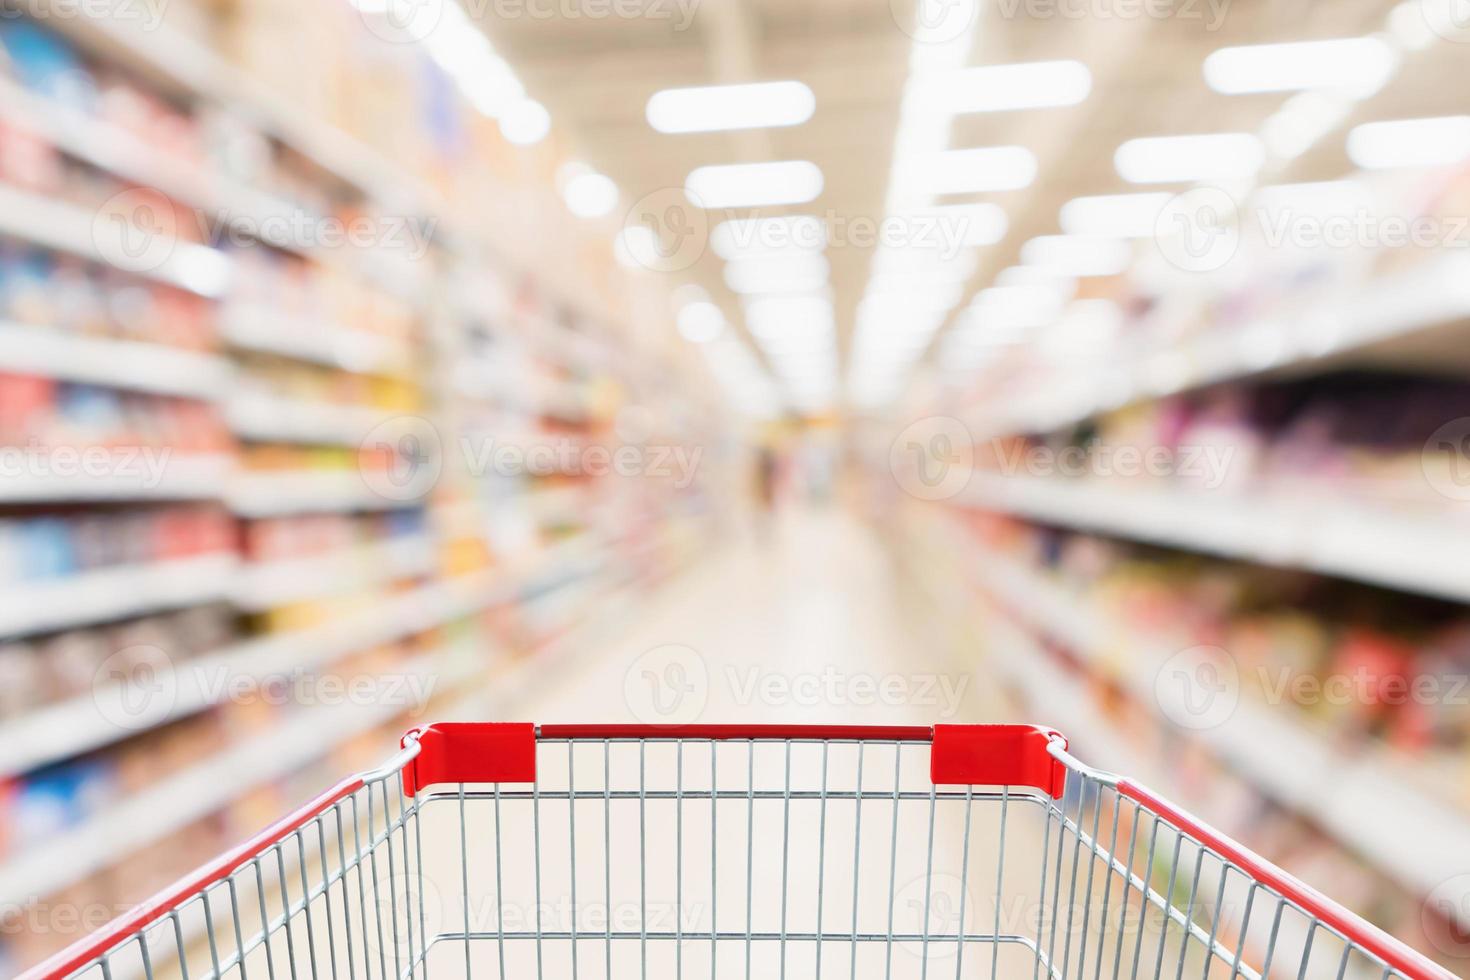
482,0 -> 1453,407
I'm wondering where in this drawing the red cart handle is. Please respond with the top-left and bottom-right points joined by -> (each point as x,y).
396,722 -> 1069,797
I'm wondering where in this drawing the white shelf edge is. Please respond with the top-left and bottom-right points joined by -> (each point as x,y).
971,253 -> 1470,440
0,323 -> 232,399
227,471 -> 423,516
0,182 -> 231,298
966,539 -> 1470,907
230,535 -> 437,611
0,554 -> 238,638
0,569 -> 511,781
960,473 -> 1470,603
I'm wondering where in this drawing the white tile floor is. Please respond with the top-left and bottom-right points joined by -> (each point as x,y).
396,506 -> 1067,980
513,504 -> 1000,730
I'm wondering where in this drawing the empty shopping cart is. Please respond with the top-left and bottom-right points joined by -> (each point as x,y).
22,724 -> 1458,980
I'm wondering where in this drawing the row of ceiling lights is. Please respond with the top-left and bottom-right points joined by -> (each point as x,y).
367,0 -> 1469,417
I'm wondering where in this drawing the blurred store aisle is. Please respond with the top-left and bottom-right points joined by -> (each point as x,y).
515,505 -> 995,729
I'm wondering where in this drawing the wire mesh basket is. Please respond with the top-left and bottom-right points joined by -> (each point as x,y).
22,723 -> 1457,980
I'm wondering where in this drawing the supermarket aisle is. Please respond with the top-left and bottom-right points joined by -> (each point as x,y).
520,503 -> 994,727
412,505 -> 1046,980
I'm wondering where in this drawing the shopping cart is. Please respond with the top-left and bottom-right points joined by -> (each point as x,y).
22,724 -> 1458,980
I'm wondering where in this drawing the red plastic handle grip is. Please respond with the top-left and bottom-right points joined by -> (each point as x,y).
1119,780 -> 1457,980
399,722 -> 1068,798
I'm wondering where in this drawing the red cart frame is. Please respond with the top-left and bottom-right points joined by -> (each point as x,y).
20,724 -> 1459,980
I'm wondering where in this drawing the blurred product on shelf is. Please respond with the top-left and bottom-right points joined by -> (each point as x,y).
0,506 -> 235,585
985,369 -> 1470,509
0,604 -> 234,722
0,375 -> 232,456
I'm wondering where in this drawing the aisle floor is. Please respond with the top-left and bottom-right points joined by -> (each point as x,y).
399,507 -> 1076,980
517,504 -> 992,728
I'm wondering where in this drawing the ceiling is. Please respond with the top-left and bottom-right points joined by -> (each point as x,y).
477,0 -> 1463,413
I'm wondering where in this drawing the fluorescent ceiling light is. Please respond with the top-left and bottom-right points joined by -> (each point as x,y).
858,284 -> 964,315
1346,116 -> 1470,169
745,293 -> 834,333
1203,38 -> 1397,97
499,98 -> 551,145
968,285 -> 1067,327
919,60 -> 1092,114
677,301 -> 725,343
1020,236 -> 1132,277
1251,180 -> 1374,218
724,253 -> 830,295
872,247 -> 978,278
647,81 -> 816,134
614,226 -> 659,270
901,146 -> 1037,195
685,160 -> 824,208
994,265 -> 1076,293
901,203 -> 1008,246
1114,133 -> 1264,183
560,170 -> 618,218
1260,93 -> 1352,161
712,215 -> 826,258
670,283 -> 710,309
1059,193 -> 1172,238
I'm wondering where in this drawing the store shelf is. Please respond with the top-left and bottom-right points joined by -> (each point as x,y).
960,473 -> 1470,602
966,539 -> 1470,907
0,647 -> 457,908
0,455 -> 232,504
0,554 -> 238,638
974,253 -> 1470,439
225,393 -> 401,446
0,182 -> 231,299
0,322 -> 231,399
0,569 -> 515,780
228,470 -> 423,516
231,535 -> 436,610
220,305 -> 413,374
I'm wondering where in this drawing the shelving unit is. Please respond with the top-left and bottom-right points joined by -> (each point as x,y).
959,537 -> 1470,907
968,252 -> 1470,440
0,555 -> 239,637
960,473 -> 1470,602
0,6 -> 724,972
